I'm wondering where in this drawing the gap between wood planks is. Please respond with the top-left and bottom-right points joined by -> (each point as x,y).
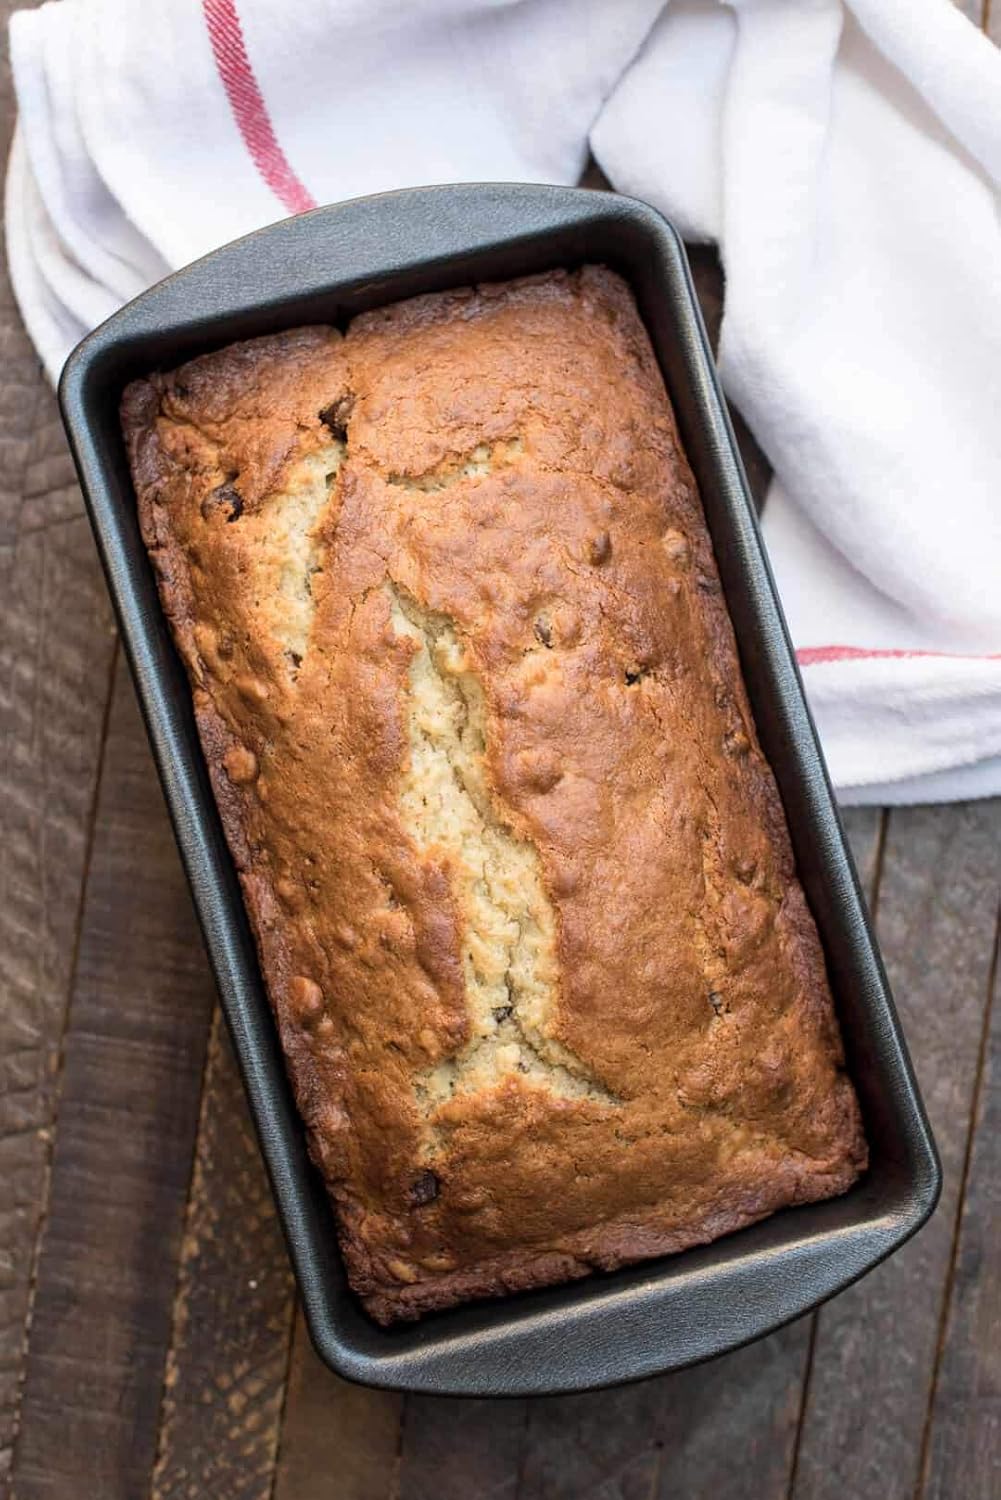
916,905 -> 1000,1499
784,807 -> 889,1500
919,909 -> 1001,1500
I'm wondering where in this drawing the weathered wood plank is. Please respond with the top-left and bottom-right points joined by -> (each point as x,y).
0,503 -> 115,1489
920,910 -> 1000,1500
17,401 -> 84,536
0,4 -> 119,1485
517,1319 -> 807,1500
838,806 -> 885,908
150,1008 -> 295,1500
0,445 -> 117,1474
520,1379 -> 664,1500
791,800 -> 1001,1500
398,1396 -> 527,1500
273,1311 -> 401,1500
10,657 -> 217,1499
770,805 -> 884,1493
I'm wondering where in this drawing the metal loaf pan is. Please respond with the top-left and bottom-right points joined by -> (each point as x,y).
58,183 -> 940,1396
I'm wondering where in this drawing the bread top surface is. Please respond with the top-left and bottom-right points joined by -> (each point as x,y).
123,267 -> 865,1322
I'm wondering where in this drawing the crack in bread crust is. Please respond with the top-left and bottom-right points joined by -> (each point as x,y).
388,583 -> 618,1108
263,438 -> 345,676
387,436 -> 523,492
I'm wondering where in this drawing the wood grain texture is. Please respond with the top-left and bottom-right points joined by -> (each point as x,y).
273,1311 -> 401,1500
10,657 -> 217,1500
770,806 -> 885,1493
920,911 -> 1000,1500
17,401 -> 84,537
0,3 -> 118,1484
519,1380 -> 663,1500
838,806 -> 885,908
398,1396 -> 528,1500
151,1008 -> 295,1500
516,1320 -> 805,1500
791,801 -> 1001,1500
0,504 -> 116,1488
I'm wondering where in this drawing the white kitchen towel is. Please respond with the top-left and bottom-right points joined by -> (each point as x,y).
7,0 -> 1001,804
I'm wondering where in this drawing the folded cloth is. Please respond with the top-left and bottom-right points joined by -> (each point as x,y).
8,0 -> 1001,804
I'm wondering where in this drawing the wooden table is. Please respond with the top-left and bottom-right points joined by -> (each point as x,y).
2,6 -> 999,1496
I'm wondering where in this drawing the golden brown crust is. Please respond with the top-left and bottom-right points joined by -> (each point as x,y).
122,268 -> 866,1325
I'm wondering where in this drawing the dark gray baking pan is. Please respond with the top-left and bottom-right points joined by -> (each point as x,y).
58,183 -> 940,1396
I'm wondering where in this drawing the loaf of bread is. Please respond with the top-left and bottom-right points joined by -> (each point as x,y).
122,267 -> 866,1324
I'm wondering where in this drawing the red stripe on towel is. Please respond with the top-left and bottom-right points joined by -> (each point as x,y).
797,645 -> 1001,667
203,0 -> 316,216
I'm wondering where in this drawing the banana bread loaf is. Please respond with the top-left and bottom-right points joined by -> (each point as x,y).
122,267 -> 866,1324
